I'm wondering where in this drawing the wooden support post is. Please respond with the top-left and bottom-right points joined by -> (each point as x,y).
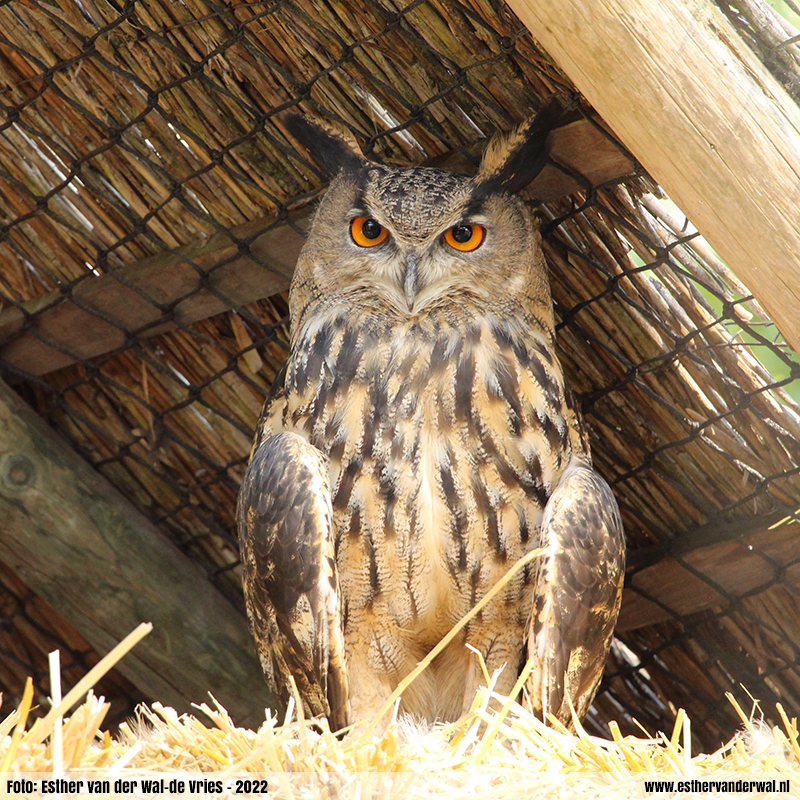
507,0 -> 800,356
0,377 -> 275,726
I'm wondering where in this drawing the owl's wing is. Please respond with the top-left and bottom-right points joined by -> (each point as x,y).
526,459 -> 625,726
237,431 -> 350,730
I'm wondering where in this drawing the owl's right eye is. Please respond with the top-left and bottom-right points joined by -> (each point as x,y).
351,217 -> 388,247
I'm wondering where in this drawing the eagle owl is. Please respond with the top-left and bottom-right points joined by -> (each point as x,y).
237,102 -> 625,732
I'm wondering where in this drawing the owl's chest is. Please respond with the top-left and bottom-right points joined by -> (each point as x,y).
273,312 -> 574,631
282,312 -> 571,539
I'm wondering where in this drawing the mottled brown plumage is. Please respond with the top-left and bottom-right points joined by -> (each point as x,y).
237,102 -> 625,732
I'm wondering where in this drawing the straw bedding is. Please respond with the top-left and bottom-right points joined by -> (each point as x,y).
3,676 -> 799,798
2,630 -> 799,799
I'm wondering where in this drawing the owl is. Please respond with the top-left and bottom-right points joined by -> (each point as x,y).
237,101 -> 625,733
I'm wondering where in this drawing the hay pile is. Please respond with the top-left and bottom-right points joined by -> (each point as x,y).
2,627 -> 799,798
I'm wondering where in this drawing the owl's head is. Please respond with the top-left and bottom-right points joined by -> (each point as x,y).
286,103 -> 561,326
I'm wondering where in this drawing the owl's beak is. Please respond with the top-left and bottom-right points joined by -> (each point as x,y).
402,253 -> 420,309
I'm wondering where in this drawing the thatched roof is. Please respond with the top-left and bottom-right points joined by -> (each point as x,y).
0,0 -> 798,753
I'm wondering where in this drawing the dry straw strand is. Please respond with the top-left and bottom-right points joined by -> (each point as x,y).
359,547 -> 544,742
25,622 -> 153,746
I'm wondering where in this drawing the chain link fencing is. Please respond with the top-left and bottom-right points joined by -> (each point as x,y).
0,0 -> 798,751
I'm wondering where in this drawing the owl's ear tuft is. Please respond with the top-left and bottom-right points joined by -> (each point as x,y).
474,98 -> 563,196
285,114 -> 366,178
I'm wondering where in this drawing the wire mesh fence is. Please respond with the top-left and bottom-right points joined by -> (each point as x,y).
0,0 -> 798,753
0,561 -> 145,729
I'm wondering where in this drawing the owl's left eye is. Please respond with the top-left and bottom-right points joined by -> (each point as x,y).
351,217 -> 388,247
444,224 -> 485,252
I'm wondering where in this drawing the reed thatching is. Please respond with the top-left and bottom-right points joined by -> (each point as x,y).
0,0 -> 798,754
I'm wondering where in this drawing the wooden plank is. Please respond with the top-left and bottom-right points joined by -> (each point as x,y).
0,211 -> 309,378
0,118 -> 635,377
618,520 -> 800,631
507,0 -> 800,357
0,376 -> 275,726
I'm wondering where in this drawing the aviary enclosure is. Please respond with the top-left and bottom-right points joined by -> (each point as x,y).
0,0 -> 799,761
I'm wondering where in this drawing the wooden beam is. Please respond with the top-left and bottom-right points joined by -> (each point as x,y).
618,519 -> 800,631
506,0 -> 800,357
0,210 -> 309,378
0,117 -> 635,378
0,377 -> 275,726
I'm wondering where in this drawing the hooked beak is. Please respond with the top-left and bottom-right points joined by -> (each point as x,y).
403,253 -> 420,309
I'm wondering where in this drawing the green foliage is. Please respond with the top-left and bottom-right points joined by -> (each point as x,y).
626,247 -> 800,405
771,0 -> 800,29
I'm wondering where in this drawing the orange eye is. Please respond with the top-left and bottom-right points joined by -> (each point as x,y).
351,217 -> 388,247
444,224 -> 484,252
